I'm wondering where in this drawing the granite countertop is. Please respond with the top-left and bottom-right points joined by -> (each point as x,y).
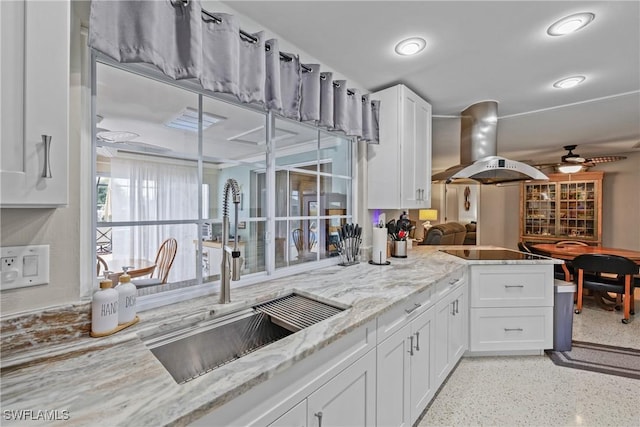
0,246 -> 560,426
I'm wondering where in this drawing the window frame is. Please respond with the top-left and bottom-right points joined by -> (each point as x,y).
86,52 -> 358,311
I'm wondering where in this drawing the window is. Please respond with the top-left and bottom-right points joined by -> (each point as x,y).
93,60 -> 354,306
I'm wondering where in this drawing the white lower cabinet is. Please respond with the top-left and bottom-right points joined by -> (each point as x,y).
468,265 -> 554,354
268,349 -> 376,427
434,283 -> 467,386
193,271 -> 470,427
269,400 -> 307,427
306,349 -> 376,427
376,306 -> 436,427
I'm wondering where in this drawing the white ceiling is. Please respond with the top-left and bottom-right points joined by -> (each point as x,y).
223,0 -> 640,171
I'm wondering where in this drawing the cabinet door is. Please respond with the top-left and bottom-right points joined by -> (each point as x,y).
307,349 -> 376,427
409,306 -> 435,425
400,89 -> 431,209
449,285 -> 468,363
433,293 -> 453,387
269,399 -> 307,427
434,283 -> 467,387
376,324 -> 411,427
0,0 -> 69,207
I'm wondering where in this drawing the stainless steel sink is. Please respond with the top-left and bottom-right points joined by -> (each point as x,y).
144,293 -> 345,384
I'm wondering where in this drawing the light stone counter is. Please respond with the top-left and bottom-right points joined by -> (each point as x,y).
0,246 -> 560,426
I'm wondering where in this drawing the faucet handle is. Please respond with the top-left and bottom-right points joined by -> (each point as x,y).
232,256 -> 243,281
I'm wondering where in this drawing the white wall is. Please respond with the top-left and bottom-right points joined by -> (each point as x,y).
475,151 -> 640,251
598,152 -> 640,250
0,5 -> 86,315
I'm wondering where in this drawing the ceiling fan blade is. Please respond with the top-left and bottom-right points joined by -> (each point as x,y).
586,155 -> 627,164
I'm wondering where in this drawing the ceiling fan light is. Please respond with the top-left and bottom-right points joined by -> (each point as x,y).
557,164 -> 584,173
96,130 -> 140,143
394,37 -> 426,56
547,12 -> 595,36
553,76 -> 585,89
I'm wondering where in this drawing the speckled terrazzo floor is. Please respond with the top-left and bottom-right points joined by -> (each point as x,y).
418,298 -> 640,427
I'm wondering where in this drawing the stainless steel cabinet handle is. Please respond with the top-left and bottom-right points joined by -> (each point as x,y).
455,299 -> 459,314
408,335 -> 414,356
405,302 -> 421,314
414,331 -> 420,351
504,328 -> 524,332
504,285 -> 524,288
451,301 -> 456,316
449,279 -> 458,285
315,411 -> 323,427
41,135 -> 52,178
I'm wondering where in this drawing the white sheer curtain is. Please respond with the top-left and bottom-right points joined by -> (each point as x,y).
110,158 -> 199,282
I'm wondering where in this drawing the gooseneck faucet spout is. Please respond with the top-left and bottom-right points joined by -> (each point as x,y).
220,178 -> 243,304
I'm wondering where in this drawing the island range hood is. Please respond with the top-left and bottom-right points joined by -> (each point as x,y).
432,101 -> 548,184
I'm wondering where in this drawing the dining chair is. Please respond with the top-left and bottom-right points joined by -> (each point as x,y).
133,238 -> 178,287
524,242 -> 568,280
572,254 -> 639,324
517,242 -> 532,253
96,255 -> 109,276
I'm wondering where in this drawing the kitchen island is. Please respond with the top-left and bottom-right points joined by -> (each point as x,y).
0,246 -> 560,426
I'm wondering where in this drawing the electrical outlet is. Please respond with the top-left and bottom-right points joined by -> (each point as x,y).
0,246 -> 49,290
2,257 -> 17,271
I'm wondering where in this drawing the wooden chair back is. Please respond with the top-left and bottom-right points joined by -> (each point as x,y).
97,255 -> 109,276
153,238 -> 178,284
573,254 -> 639,323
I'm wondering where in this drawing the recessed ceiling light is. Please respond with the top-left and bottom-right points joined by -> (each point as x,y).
547,12 -> 595,36
553,76 -> 586,89
394,37 -> 426,56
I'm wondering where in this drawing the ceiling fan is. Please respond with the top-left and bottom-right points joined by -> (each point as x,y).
96,129 -> 170,154
534,145 -> 627,173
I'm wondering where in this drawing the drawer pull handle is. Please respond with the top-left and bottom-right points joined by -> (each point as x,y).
504,328 -> 524,332
315,411 -> 323,427
504,285 -> 524,288
408,335 -> 414,356
405,302 -> 421,314
414,331 -> 420,351
449,279 -> 458,285
41,135 -> 53,178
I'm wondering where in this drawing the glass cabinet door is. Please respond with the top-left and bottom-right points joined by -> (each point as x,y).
523,183 -> 557,237
558,181 -> 597,239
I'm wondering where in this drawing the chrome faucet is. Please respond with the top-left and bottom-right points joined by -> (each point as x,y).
220,178 -> 243,304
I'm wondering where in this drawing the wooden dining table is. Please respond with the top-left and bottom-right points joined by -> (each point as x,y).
106,258 -> 156,283
531,243 -> 640,320
531,243 -> 640,266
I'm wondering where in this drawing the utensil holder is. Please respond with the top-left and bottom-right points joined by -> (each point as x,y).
392,240 -> 407,258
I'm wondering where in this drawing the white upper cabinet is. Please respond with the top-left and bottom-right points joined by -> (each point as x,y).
1,0 -> 69,207
367,84 -> 432,209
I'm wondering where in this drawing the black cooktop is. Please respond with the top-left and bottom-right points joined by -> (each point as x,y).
441,249 -> 549,261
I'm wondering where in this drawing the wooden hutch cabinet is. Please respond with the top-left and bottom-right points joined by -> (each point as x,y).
520,171 -> 603,245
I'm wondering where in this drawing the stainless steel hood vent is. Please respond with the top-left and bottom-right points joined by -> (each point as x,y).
432,101 -> 548,184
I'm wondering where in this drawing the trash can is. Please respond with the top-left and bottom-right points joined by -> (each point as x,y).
554,279 -> 576,351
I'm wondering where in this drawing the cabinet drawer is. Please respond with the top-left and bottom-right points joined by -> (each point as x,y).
377,286 -> 433,344
470,265 -> 553,307
469,307 -> 553,352
434,269 -> 465,300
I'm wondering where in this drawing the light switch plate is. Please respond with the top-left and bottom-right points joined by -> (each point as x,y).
0,245 -> 50,290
